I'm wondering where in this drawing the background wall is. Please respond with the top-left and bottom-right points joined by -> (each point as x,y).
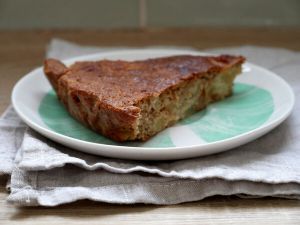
0,0 -> 299,29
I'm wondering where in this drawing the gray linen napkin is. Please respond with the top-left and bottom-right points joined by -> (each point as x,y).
1,39 -> 300,206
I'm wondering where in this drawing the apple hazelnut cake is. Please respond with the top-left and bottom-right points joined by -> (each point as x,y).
44,54 -> 245,142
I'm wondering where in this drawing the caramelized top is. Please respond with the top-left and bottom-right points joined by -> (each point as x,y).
45,55 -> 245,108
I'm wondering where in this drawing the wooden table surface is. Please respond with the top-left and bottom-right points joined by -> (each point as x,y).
0,28 -> 300,224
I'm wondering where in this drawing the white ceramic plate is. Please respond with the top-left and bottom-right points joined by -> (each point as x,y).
12,49 -> 294,160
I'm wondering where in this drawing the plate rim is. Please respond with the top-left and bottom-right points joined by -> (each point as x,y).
11,49 -> 295,160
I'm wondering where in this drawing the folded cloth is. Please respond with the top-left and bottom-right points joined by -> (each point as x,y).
0,39 -> 300,206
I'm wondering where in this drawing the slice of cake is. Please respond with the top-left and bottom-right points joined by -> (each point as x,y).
44,54 -> 245,142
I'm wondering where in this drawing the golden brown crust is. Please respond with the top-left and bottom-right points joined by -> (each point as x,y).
65,55 -> 244,107
44,59 -> 68,91
44,55 -> 245,141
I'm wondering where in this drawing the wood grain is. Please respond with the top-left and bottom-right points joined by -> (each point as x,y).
0,28 -> 300,224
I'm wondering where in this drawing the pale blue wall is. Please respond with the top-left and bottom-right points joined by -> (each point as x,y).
0,0 -> 299,29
